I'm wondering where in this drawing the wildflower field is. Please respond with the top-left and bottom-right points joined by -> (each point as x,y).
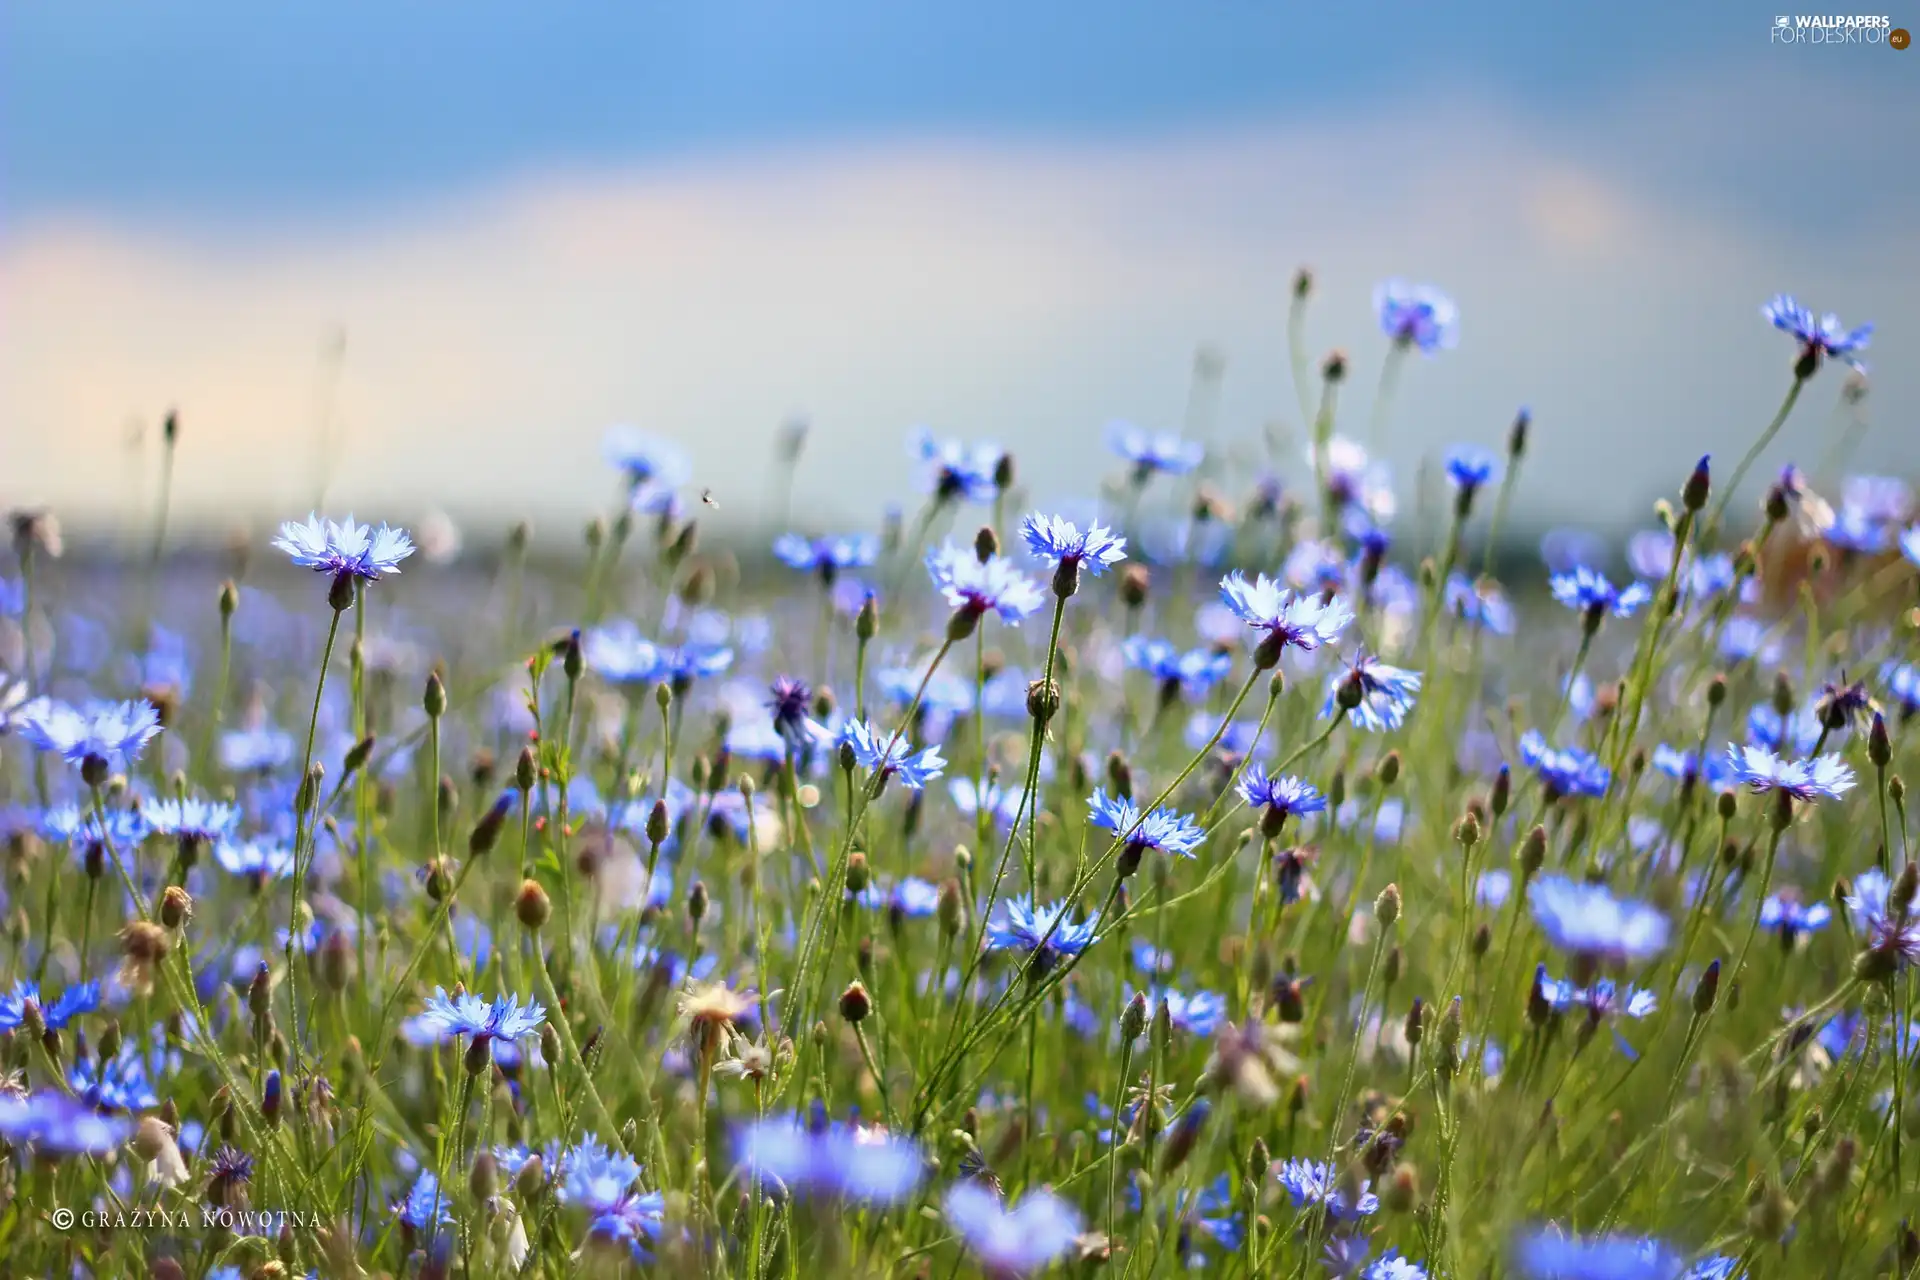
1,280 -> 1915,1280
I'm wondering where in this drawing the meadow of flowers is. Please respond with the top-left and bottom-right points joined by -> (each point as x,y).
0,277 -> 1914,1280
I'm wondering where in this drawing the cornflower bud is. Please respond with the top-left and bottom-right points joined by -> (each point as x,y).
1692,960 -> 1721,1016
1375,883 -> 1401,928
515,879 -> 551,930
839,981 -> 872,1024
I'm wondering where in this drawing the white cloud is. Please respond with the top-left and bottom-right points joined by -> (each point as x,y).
2,69 -> 1912,548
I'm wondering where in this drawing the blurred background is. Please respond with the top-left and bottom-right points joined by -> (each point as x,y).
3,2 -> 1914,551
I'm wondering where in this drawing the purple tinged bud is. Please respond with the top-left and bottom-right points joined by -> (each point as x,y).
1693,960 -> 1721,1015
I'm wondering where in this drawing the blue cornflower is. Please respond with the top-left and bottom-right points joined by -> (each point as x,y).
1843,867 -> 1892,928
145,796 -> 239,844
1087,788 -> 1206,862
1238,768 -> 1326,834
943,1182 -> 1083,1276
0,980 -> 99,1032
1519,731 -> 1611,798
1107,421 -> 1204,477
1881,661 -> 1920,715
273,514 -> 414,584
772,534 -> 879,582
1650,745 -> 1732,791
1902,525 -> 1920,569
1374,279 -> 1460,354
652,643 -> 734,687
1760,893 -> 1831,935
1535,965 -> 1658,1022
1134,988 -> 1227,1038
950,778 -> 1025,830
1529,876 -> 1670,966
926,544 -> 1045,627
1724,744 -> 1855,802
17,699 -> 162,775
41,804 -> 149,852
602,427 -> 691,493
1763,294 -> 1872,373
1479,868 -> 1513,908
0,1091 -> 132,1156
1021,513 -> 1128,578
219,725 -> 295,773
1551,567 -> 1652,622
416,989 -> 547,1048
985,895 -> 1098,969
1366,1251 -> 1431,1280
766,676 -> 814,746
558,1135 -> 646,1211
71,1045 -> 158,1111
1325,653 -> 1422,732
213,839 -> 295,884
1324,1236 -> 1373,1277
1445,446 -> 1499,504
1273,1158 -> 1379,1220
1443,573 -> 1515,635
735,1114 -> 924,1204
888,877 -> 942,918
1219,572 -> 1353,665
911,428 -> 1003,504
583,622 -> 661,685
1718,616 -> 1778,665
393,1170 -> 453,1230
839,719 -> 947,792
1824,503 -> 1888,554
1513,1228 -> 1685,1279
1122,637 -> 1232,698
1745,704 -> 1822,755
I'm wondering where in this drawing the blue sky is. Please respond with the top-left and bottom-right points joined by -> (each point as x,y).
7,2 -> 1757,219
3,4 -> 1914,537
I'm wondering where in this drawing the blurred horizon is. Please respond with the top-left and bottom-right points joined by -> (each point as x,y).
4,3 -> 1915,547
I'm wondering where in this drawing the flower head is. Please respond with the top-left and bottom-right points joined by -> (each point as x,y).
1529,875 -> 1669,966
0,980 -> 99,1033
735,1114 -> 924,1204
839,719 -> 946,791
943,1182 -> 1084,1276
1551,567 -> 1651,622
912,428 -> 1004,504
985,895 -> 1098,970
1374,280 -> 1459,354
1237,768 -> 1327,833
603,427 -> 691,492
1763,294 -> 1872,374
145,796 -> 240,843
0,1091 -> 131,1156
1519,731 -> 1611,798
1513,1228 -> 1686,1280
1021,513 -> 1127,577
773,534 -> 878,581
1273,1158 -> 1378,1220
273,514 -> 414,583
1445,446 -> 1499,498
1325,653 -> 1422,732
1724,744 -> 1855,802
416,989 -> 546,1046
1087,788 -> 1205,861
927,544 -> 1045,626
18,699 -> 162,775
1107,421 -> 1204,476
1122,637 -> 1232,698
1219,572 -> 1352,664
393,1171 -> 452,1231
